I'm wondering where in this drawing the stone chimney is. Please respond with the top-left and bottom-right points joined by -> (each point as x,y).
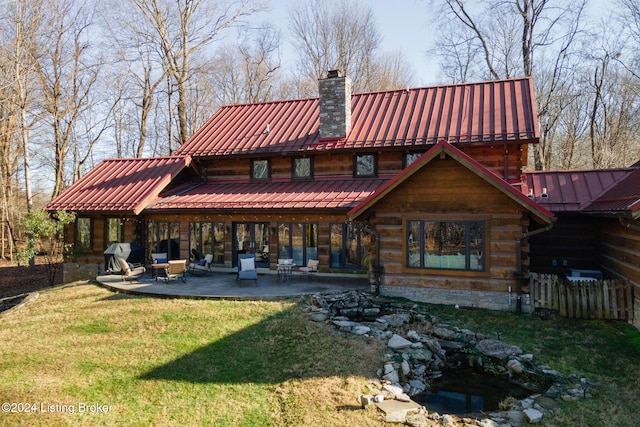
319,70 -> 352,139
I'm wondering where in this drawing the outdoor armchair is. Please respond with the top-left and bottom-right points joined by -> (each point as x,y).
189,254 -> 214,276
119,258 -> 146,281
151,252 -> 168,264
164,260 -> 187,283
299,259 -> 319,281
237,253 -> 258,286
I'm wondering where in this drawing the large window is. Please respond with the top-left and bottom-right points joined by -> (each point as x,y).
105,217 -> 122,247
252,159 -> 270,180
354,153 -> 377,177
330,223 -> 371,269
407,220 -> 485,271
75,217 -> 92,250
277,223 -> 318,265
189,222 -> 225,264
148,221 -> 180,260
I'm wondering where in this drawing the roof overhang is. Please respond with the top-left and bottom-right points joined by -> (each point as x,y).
45,156 -> 194,215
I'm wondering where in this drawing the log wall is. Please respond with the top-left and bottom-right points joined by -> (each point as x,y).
203,143 -> 524,181
363,155 -> 533,311
599,219 -> 640,328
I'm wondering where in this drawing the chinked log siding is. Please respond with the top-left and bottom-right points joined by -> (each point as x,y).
365,155 -> 531,293
599,220 -> 640,328
203,144 -> 525,182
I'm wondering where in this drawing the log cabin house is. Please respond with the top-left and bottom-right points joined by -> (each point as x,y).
46,71 -> 639,322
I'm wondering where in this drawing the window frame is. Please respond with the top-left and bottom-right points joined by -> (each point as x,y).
251,159 -> 271,180
189,222 -> 225,264
353,153 -> 377,178
277,222 -> 318,265
105,217 -> 123,248
404,151 -> 424,168
292,157 -> 313,180
405,217 -> 487,273
75,217 -> 92,251
329,222 -> 371,269
147,221 -> 181,260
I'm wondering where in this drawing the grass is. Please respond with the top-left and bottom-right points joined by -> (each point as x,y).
0,283 -> 639,426
0,284 -> 385,427
423,304 -> 640,427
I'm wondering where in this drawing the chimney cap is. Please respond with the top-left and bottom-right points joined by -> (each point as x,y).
327,69 -> 342,78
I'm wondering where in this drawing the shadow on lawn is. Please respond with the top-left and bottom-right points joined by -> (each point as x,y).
140,302 -> 366,384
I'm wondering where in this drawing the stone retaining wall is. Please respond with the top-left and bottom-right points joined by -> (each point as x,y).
63,263 -> 102,283
380,285 -> 533,313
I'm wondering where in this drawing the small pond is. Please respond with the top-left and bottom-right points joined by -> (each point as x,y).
414,368 -> 534,415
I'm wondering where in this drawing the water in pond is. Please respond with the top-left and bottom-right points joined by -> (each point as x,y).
415,369 -> 533,415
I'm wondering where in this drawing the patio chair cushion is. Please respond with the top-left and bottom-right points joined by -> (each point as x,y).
119,258 -> 146,279
240,257 -> 255,272
119,258 -> 131,275
151,253 -> 168,264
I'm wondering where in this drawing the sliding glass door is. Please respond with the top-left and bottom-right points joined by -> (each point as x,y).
233,223 -> 269,268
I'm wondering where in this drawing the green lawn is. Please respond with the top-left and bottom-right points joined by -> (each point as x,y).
0,283 -> 638,426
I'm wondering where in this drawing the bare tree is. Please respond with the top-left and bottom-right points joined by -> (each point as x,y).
128,0 -> 262,147
289,0 -> 414,95
431,0 -> 588,170
0,0 -> 44,263
208,25 -> 281,107
35,0 -> 108,199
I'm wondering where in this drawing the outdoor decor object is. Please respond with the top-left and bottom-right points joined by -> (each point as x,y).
164,260 -> 187,283
118,258 -> 146,281
237,253 -> 258,286
189,254 -> 214,276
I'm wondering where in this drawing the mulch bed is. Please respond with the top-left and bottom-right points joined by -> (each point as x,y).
0,260 -> 63,299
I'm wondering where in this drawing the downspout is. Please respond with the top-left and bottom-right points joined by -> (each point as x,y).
515,218 -> 556,314
619,216 -> 640,232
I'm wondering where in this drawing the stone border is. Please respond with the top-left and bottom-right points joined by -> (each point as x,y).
0,292 -> 39,317
306,291 -> 593,426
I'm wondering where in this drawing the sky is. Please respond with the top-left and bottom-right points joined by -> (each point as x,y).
267,0 -> 440,86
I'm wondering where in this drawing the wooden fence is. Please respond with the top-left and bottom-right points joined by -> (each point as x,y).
529,273 -> 634,321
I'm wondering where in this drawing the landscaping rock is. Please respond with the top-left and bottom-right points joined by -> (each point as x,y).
378,312 -> 412,327
309,311 -> 329,322
351,324 -> 371,335
388,334 -> 413,350
523,408 -> 544,423
432,326 -> 458,340
507,359 -> 523,374
307,291 -> 593,427
375,399 -> 422,423
476,339 -> 523,360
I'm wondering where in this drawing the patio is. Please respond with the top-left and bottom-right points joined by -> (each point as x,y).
96,267 -> 370,300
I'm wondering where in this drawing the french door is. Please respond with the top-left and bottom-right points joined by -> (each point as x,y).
233,222 -> 270,268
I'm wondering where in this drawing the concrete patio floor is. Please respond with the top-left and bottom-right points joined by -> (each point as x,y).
97,268 -> 370,300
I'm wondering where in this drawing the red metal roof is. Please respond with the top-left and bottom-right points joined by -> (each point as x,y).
522,168 -> 635,213
46,157 -> 191,215
148,179 -> 387,211
348,140 -> 554,224
583,167 -> 640,218
176,77 -> 538,157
